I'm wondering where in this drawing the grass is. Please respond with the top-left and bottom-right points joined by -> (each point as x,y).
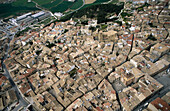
34,0 -> 83,11
42,0 -> 63,9
33,0 -> 54,5
0,0 -> 118,19
70,0 -> 83,10
94,0 -> 110,3
0,0 -> 38,19
12,0 -> 36,7
50,1 -> 74,13
49,0 -> 113,13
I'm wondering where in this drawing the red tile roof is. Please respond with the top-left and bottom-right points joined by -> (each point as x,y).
151,97 -> 170,111
95,107 -> 103,111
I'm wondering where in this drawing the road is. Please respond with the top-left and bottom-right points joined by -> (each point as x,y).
134,85 -> 170,111
117,2 -> 126,21
133,4 -> 170,111
1,21 -> 29,111
133,71 -> 170,111
2,63 -> 29,111
102,0 -> 114,4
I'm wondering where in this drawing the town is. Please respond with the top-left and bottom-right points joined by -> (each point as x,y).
0,0 -> 170,111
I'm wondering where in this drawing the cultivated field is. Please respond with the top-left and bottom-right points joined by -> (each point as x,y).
85,0 -> 96,4
50,1 -> 74,12
94,0 -> 111,4
0,0 -> 37,18
70,0 -> 84,10
33,0 -> 56,6
0,0 -> 114,19
34,0 -> 84,12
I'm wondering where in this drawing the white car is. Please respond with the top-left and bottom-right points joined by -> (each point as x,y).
144,102 -> 149,107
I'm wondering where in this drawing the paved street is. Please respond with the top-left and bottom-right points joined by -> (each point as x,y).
1,21 -> 29,111
2,63 -> 29,111
134,70 -> 170,111
0,1 -> 169,111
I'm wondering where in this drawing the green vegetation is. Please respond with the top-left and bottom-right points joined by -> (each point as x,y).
69,68 -> 77,77
79,0 -> 119,11
137,2 -> 150,11
0,0 -> 38,18
29,41 -> 33,45
89,26 -> 96,32
102,62 -> 105,66
110,0 -> 119,4
121,12 -> 132,18
70,0 -> 83,10
127,1 -> 132,4
50,1 -> 74,12
36,0 -> 83,12
12,0 -> 36,7
64,29 -> 69,33
72,3 -> 124,23
60,3 -> 123,23
94,0 -> 110,4
42,0 -> 62,9
0,0 -> 119,19
15,27 -> 31,37
33,0 -> 54,5
81,20 -> 88,25
101,24 -> 108,30
114,20 -> 122,26
60,12 -> 75,21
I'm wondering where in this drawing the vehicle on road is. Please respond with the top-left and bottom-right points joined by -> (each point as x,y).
144,102 -> 149,107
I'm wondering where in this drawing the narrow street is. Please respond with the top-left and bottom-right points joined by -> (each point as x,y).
2,63 -> 29,111
1,22 -> 30,111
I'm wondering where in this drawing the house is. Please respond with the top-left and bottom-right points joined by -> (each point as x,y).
120,69 -> 135,86
0,90 -> 18,110
66,98 -> 83,111
119,75 -> 163,111
147,97 -> 170,111
108,72 -> 121,83
147,59 -> 169,76
98,30 -> 118,42
150,43 -> 169,57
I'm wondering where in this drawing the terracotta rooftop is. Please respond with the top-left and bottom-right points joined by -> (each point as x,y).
151,97 -> 170,111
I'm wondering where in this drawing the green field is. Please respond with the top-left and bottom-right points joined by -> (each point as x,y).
0,0 -> 118,19
33,0 -> 55,5
0,0 -> 38,18
80,0 -> 111,10
12,0 -> 36,7
50,1 -> 74,12
42,0 -> 63,9
94,0 -> 110,3
40,0 -> 83,12
70,0 -> 83,10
